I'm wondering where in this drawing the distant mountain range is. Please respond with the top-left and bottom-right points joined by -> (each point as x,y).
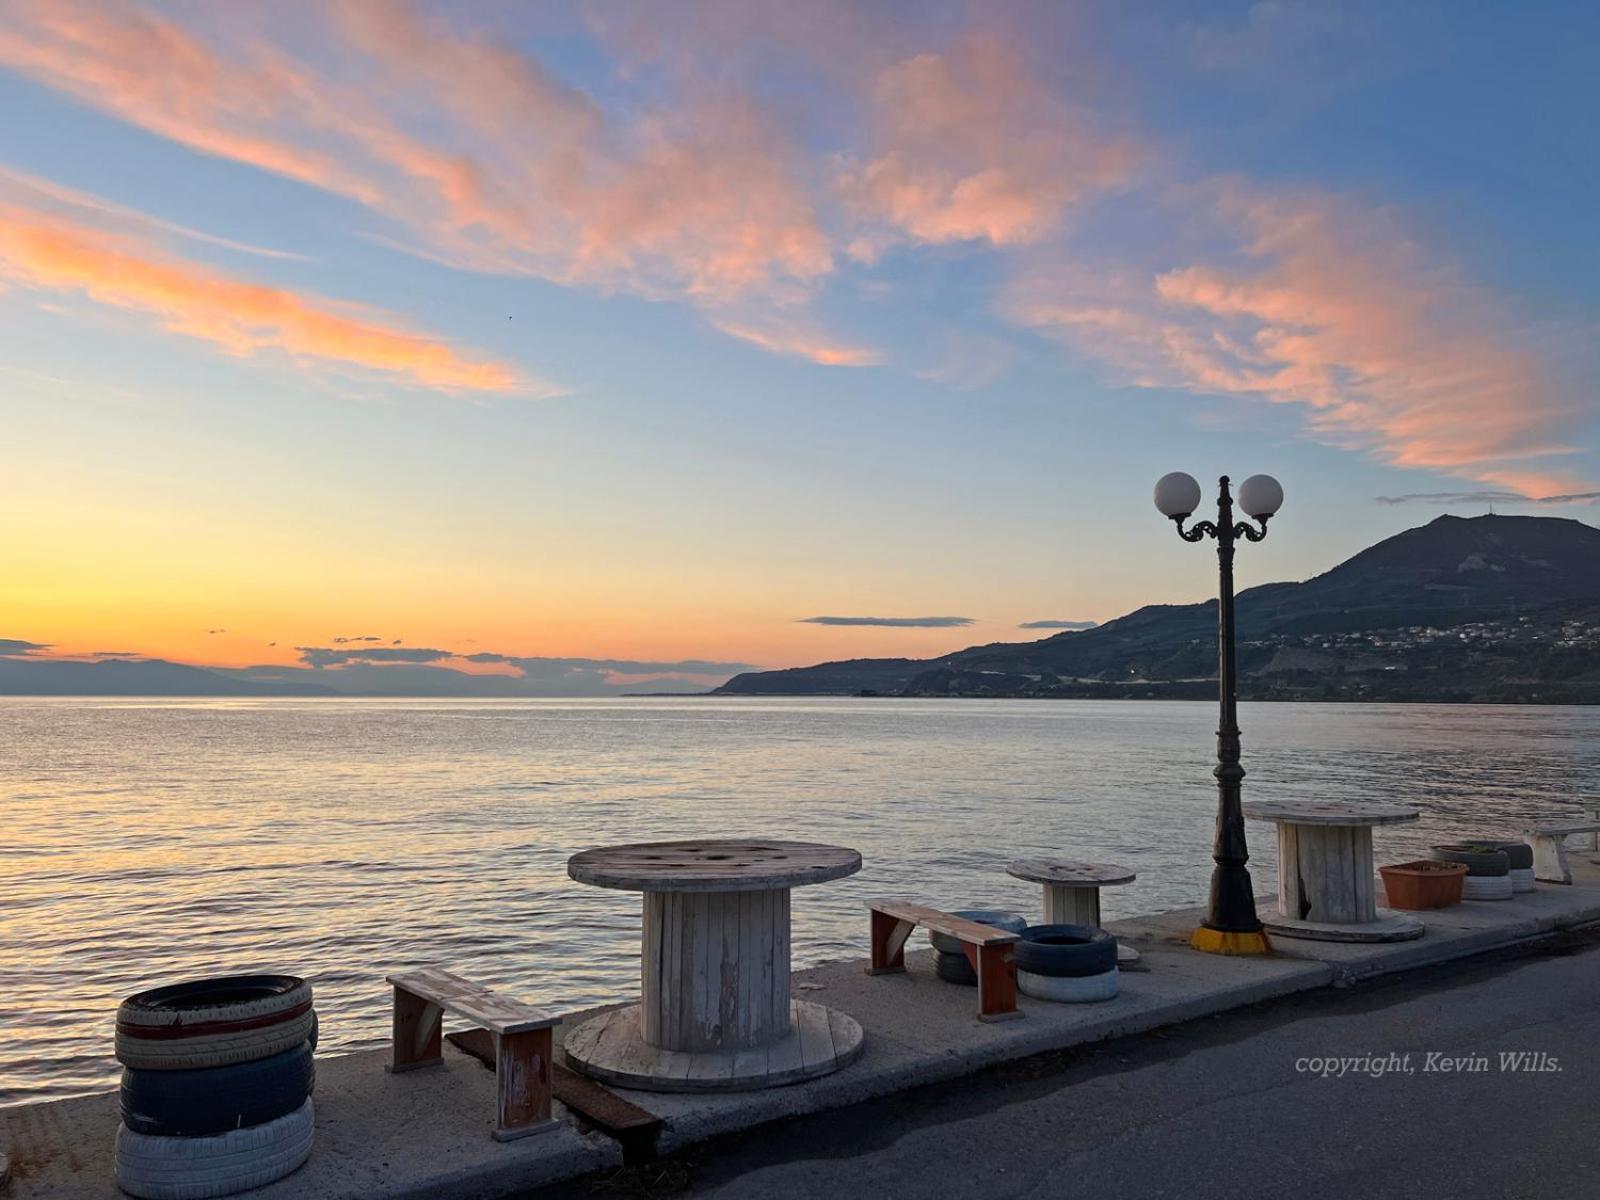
715,515 -> 1600,703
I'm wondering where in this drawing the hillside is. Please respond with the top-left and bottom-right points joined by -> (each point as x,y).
715,515 -> 1600,703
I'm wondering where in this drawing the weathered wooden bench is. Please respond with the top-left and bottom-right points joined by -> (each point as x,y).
867,900 -> 1020,1022
1524,823 -> 1600,885
386,967 -> 560,1141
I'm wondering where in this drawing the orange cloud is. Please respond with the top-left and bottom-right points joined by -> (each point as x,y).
839,34 -> 1134,251
1004,185 -> 1591,495
0,202 -> 533,394
0,0 -> 832,310
710,317 -> 882,367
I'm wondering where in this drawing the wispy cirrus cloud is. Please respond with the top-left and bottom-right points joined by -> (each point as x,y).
710,317 -> 882,367
799,615 -> 973,628
1004,182 -> 1593,496
1376,491 -> 1600,506
0,190 -> 538,395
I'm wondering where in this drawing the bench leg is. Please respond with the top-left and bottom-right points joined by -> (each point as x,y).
1529,835 -> 1572,885
389,986 -> 443,1073
974,943 -> 1021,1022
492,1028 -> 558,1142
868,910 -> 914,974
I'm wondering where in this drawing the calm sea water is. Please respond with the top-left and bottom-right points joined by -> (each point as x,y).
4,696 -> 1596,1106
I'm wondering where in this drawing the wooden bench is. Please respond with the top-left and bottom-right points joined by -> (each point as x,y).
1524,823 -> 1600,885
867,900 -> 1021,1022
386,967 -> 560,1141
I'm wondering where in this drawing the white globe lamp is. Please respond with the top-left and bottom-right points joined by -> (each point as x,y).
1153,472 -> 1203,519
1237,474 -> 1284,520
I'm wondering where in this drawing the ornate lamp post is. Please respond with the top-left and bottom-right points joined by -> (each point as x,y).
1154,472 -> 1284,956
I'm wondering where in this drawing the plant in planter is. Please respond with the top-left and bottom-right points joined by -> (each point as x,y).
1379,860 -> 1467,910
1013,924 -> 1118,1002
1429,844 -> 1513,900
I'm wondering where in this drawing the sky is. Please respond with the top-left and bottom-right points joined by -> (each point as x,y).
1,0 -> 1597,693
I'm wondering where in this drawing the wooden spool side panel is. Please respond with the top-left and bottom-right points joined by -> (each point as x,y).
1043,885 -> 1100,926
642,888 -> 790,1053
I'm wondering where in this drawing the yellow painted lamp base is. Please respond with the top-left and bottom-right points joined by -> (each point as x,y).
1190,926 -> 1273,956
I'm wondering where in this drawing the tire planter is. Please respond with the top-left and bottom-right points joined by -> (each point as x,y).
116,977 -> 313,1072
1478,842 -> 1535,892
1428,844 -> 1509,875
1014,925 -> 1117,979
927,910 -> 1025,955
934,950 -> 977,986
121,1043 -> 315,1138
1018,967 -> 1118,1004
1462,874 -> 1514,901
115,1097 -> 314,1200
1378,860 -> 1466,911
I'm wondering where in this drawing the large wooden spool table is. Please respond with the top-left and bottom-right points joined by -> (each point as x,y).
1006,858 -> 1141,965
1243,800 -> 1424,943
564,839 -> 866,1092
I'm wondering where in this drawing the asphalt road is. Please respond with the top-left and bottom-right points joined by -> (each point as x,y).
549,929 -> 1600,1200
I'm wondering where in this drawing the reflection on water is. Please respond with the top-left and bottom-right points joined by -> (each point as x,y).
2,696 -> 1595,1104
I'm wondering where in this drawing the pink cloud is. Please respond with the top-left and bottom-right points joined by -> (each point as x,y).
0,198 -> 535,394
1004,184 -> 1591,495
839,34 -> 1134,250
710,316 -> 882,367
0,0 -> 832,308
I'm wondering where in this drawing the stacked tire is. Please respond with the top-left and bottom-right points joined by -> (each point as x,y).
1483,841 -> 1536,893
1429,844 -> 1513,901
1014,924 -> 1119,1003
929,910 -> 1026,985
114,976 -> 317,1199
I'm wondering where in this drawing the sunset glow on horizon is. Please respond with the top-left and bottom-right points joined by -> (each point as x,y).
3,1 -> 1597,691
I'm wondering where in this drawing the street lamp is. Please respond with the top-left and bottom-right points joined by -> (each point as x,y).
1154,472 -> 1284,956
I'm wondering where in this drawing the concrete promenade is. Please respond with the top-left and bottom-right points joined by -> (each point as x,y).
5,859 -> 1599,1199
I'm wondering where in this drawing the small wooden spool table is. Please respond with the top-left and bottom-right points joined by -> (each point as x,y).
564,839 -> 866,1092
1243,800 -> 1424,942
1006,859 -> 1141,965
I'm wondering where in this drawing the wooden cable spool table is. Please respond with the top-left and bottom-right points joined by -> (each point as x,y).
1005,858 -> 1141,964
563,839 -> 866,1091
1242,800 -> 1425,942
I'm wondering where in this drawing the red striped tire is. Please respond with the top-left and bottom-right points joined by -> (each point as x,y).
115,1097 -> 314,1199
116,976 -> 313,1071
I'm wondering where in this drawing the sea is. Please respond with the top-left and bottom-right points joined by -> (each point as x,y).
3,696 -> 1596,1106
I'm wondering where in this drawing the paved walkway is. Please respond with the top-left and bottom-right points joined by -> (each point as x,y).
563,929 -> 1600,1199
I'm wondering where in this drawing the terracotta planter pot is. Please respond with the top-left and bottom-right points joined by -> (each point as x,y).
1380,860 -> 1467,910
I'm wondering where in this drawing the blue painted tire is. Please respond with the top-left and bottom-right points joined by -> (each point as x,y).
927,910 -> 1024,954
1014,924 -> 1117,978
121,1043 -> 314,1138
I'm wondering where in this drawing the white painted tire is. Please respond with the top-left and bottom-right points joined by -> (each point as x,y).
1018,967 -> 1118,1003
1462,874 -> 1513,901
1509,867 -> 1535,893
115,1098 -> 313,1199
116,1010 -> 315,1072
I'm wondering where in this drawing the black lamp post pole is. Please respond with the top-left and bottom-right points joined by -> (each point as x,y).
1173,475 -> 1271,952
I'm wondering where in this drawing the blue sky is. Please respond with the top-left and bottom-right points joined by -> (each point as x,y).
0,0 -> 1595,688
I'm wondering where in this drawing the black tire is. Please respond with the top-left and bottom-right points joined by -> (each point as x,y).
1015,924 -> 1118,978
116,976 -> 313,1071
1465,838 -> 1536,870
115,1097 -> 314,1200
934,950 -> 977,986
927,910 -> 1025,954
121,1043 -> 314,1138
1429,845 -> 1510,877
